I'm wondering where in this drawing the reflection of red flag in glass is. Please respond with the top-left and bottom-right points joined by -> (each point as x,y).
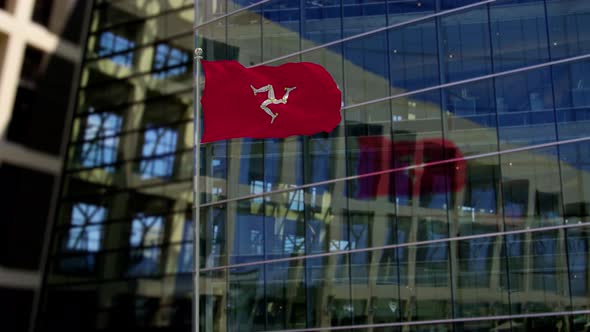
200,60 -> 342,143
356,136 -> 466,198
357,136 -> 391,198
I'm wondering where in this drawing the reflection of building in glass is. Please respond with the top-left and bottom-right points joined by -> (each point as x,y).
37,0 -> 590,332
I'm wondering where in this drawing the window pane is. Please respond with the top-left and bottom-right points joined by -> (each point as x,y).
504,230 -> 570,316
390,20 -> 439,93
442,79 -> 498,156
343,0 -> 387,37
303,0 -> 342,46
547,0 -> 590,60
490,0 -> 549,72
344,31 -> 390,106
553,59 -> 590,140
440,7 -> 492,82
495,68 -> 556,149
400,241 -> 452,322
501,147 -> 563,230
77,112 -> 122,170
453,235 -> 511,320
227,6 -> 262,65
262,0 -> 300,62
139,126 -> 178,179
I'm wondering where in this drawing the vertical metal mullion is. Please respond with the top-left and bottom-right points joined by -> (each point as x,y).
543,0 -> 575,315
383,0 -> 404,325
433,0 -> 457,324
486,1 -> 516,328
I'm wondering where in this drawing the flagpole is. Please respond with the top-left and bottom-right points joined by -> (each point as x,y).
193,47 -> 203,332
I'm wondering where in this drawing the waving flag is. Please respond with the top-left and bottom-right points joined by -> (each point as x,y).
200,60 -> 342,143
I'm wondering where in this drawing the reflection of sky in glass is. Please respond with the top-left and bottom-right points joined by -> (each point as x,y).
81,111 -> 122,170
98,31 -> 135,66
66,203 -> 106,252
283,234 -> 304,253
139,126 -> 178,179
250,180 -> 271,204
153,44 -> 189,79
287,186 -> 304,211
329,239 -> 350,251
130,214 -> 163,247
127,214 -> 164,276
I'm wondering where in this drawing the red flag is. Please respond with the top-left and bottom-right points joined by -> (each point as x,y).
200,60 -> 342,143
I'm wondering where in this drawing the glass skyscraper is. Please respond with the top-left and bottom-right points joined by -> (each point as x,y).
37,0 -> 590,331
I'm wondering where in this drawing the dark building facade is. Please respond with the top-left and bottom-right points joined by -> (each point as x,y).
37,0 -> 590,331
0,1 -> 91,332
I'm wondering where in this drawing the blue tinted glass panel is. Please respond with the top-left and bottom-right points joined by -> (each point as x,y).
440,7 -> 492,82
343,0 -> 387,37
547,0 -> 590,60
388,0 -> 435,24
552,60 -> 590,140
495,68 -> 556,148
490,0 -> 549,72
440,0 -> 486,10
344,31 -> 389,105
568,228 -> 589,305
303,0 -> 342,44
390,20 -> 439,92
442,79 -> 498,155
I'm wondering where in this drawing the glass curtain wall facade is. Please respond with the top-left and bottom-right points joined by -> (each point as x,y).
195,0 -> 590,331
38,0 -> 590,331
